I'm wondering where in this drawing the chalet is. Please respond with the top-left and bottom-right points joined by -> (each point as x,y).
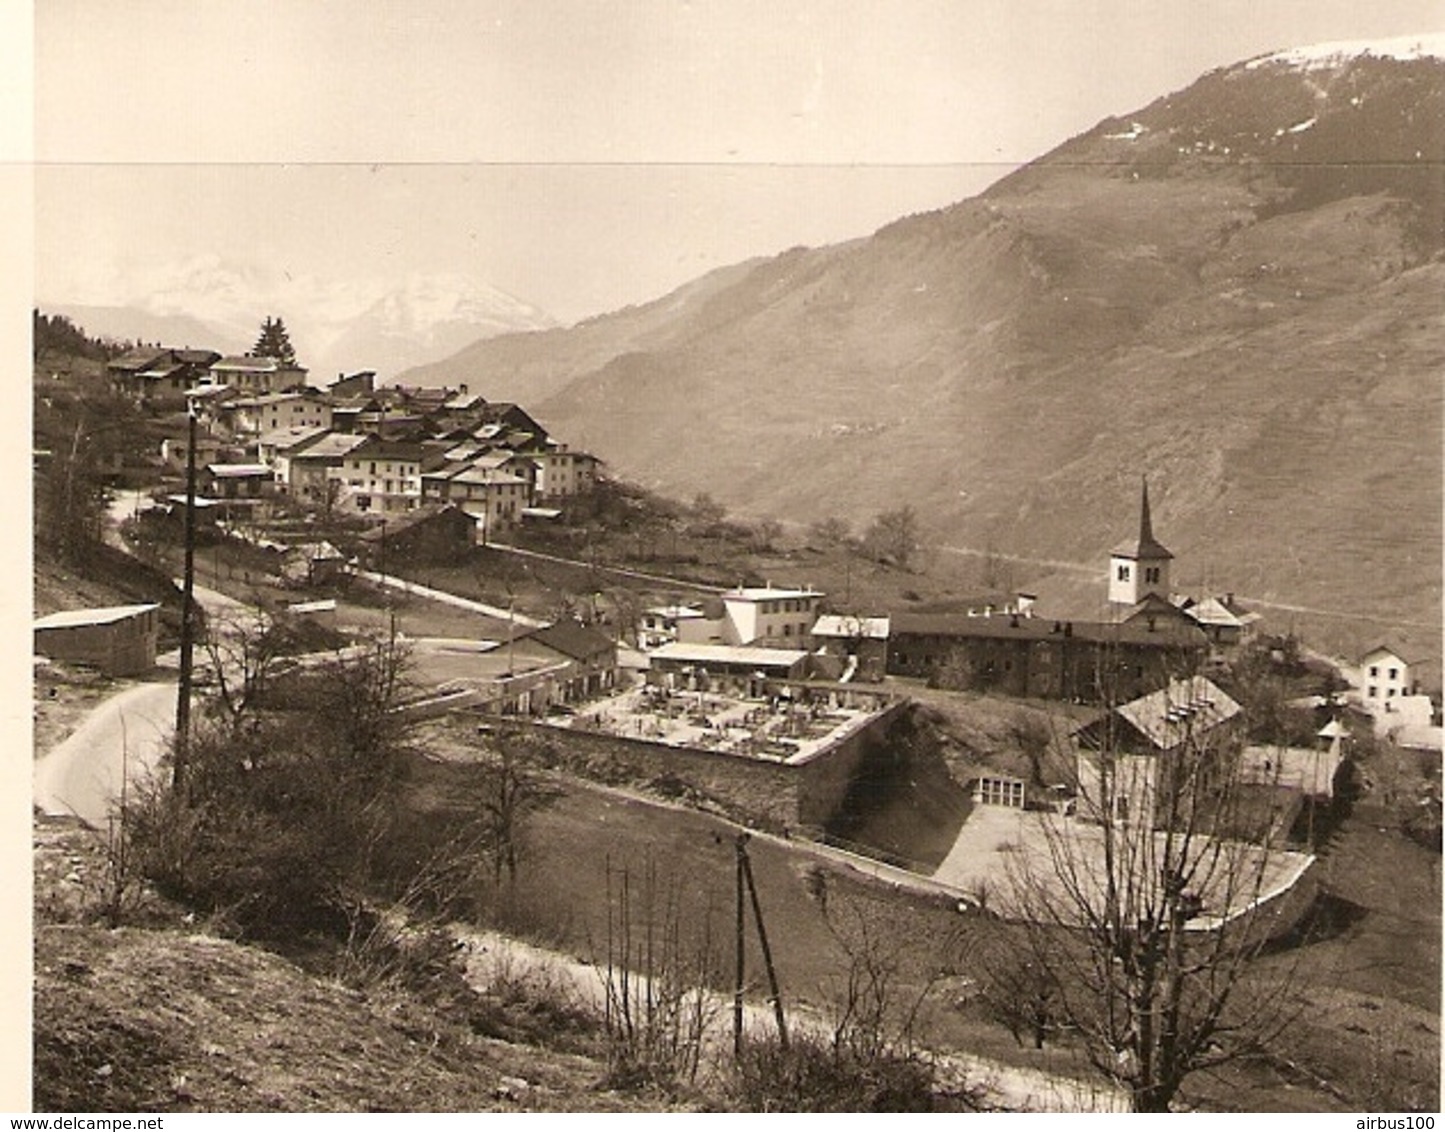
34,603 -> 161,676
357,504 -> 475,565
1074,676 -> 1244,826
108,347 -> 221,401
202,463 -> 273,502
279,541 -> 346,587
522,620 -> 620,701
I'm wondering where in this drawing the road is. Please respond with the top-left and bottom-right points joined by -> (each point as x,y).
34,680 -> 176,828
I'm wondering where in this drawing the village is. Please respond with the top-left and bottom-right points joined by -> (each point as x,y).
30,317 -> 1444,1114
37,333 -> 1443,915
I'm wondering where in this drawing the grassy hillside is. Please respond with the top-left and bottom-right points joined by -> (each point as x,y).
397,48 -> 1443,662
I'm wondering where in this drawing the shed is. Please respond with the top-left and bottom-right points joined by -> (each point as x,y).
34,603 -> 161,676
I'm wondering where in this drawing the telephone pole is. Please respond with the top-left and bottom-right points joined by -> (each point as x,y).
173,406 -> 198,795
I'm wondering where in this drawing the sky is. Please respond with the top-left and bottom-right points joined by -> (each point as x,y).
30,0 -> 1445,335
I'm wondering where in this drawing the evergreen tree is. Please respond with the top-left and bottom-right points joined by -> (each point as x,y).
252,315 -> 298,365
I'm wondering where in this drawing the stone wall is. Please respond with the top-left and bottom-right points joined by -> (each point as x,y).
480,696 -> 911,835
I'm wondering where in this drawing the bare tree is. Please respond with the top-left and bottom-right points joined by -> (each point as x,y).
863,506 -> 920,569
201,605 -> 288,734
1003,685 -> 1303,1111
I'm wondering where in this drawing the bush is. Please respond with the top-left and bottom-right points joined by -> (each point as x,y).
730,1032 -> 936,1112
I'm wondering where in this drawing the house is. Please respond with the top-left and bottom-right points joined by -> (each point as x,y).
1108,480 -> 1173,609
420,461 -> 531,540
357,504 -> 475,566
338,437 -> 426,516
328,371 -> 376,398
108,347 -> 220,401
531,445 -> 601,500
1074,676 -> 1244,826
811,615 -> 890,683
284,431 -> 368,505
256,425 -> 330,487
202,463 -> 274,502
887,610 -> 1207,703
1178,594 -> 1258,649
34,603 -> 161,676
223,392 -> 333,438
521,620 -> 620,701
1354,645 -> 1415,707
279,541 -> 346,587
638,604 -> 708,650
208,354 -> 309,394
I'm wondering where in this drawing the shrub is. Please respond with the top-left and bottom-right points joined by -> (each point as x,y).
730,1031 -> 936,1112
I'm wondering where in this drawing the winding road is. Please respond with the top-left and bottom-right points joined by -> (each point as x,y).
34,680 -> 176,828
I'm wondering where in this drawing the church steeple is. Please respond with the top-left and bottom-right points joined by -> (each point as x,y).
1109,478 -> 1173,606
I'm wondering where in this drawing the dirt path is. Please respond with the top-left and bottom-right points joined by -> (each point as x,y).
458,925 -> 1124,1112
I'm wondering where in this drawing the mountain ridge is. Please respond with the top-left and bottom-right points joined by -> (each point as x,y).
393,44 -> 1442,658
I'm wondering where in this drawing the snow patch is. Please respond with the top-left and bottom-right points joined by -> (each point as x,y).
1104,121 -> 1147,141
1246,33 -> 1445,70
1275,117 -> 1317,137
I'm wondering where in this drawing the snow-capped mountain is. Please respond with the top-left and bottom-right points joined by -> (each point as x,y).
1245,32 -> 1445,70
318,273 -> 558,379
40,255 -> 557,379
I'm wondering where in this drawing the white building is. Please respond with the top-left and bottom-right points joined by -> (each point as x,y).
720,585 -> 825,647
1109,480 -> 1173,609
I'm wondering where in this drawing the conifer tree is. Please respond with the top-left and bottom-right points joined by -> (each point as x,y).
252,315 -> 298,365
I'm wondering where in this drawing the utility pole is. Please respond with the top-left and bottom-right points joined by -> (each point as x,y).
734,835 -> 746,1058
173,406 -> 198,795
740,833 -> 789,1050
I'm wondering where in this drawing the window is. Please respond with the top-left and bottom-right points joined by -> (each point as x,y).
783,624 -> 792,637
1369,666 -> 1379,677
1387,688 -> 1396,698
1117,564 -> 1131,582
1144,566 -> 1160,584
1368,686 -> 1378,698
1389,667 -> 1399,680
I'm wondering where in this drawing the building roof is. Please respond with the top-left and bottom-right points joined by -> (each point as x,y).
1240,744 -> 1342,796
1112,676 -> 1242,752
1111,479 -> 1173,561
257,425 -> 329,451
358,504 -> 473,541
35,603 -> 160,631
1184,596 -> 1245,630
206,463 -> 272,478
290,432 -> 368,460
722,586 -> 825,603
650,642 -> 808,669
212,355 -> 282,372
1360,644 -> 1411,666
347,437 -> 425,462
812,615 -> 891,640
108,348 -> 170,372
525,620 -> 616,662
891,610 -> 1206,649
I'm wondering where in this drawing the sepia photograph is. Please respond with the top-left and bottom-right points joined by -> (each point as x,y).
24,0 -> 1444,1115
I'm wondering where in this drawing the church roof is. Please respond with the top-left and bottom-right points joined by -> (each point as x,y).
1111,479 -> 1173,560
